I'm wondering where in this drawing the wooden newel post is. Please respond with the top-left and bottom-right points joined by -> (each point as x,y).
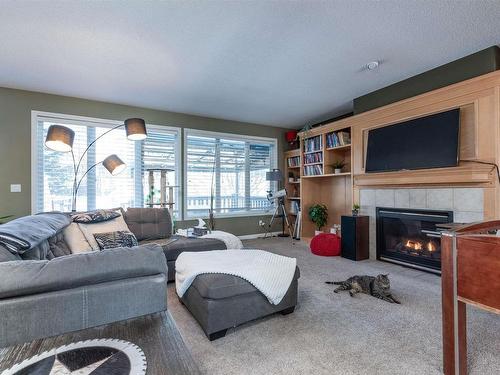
441,232 -> 467,375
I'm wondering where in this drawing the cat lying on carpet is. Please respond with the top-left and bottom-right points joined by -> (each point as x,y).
326,274 -> 400,304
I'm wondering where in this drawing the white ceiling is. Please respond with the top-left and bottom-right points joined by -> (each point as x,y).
1,1 -> 500,128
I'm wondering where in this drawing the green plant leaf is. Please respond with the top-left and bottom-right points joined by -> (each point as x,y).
308,204 -> 328,230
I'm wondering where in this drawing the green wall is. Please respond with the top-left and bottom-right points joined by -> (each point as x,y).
354,46 -> 500,114
0,87 -> 288,236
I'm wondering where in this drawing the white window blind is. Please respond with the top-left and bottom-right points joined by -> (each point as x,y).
185,130 -> 277,218
33,113 -> 179,214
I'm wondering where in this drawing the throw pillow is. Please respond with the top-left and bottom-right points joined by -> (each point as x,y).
78,214 -> 131,250
71,209 -> 121,224
124,207 -> 172,240
63,223 -> 93,254
93,230 -> 138,250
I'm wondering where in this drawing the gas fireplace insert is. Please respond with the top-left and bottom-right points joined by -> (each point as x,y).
376,207 -> 453,273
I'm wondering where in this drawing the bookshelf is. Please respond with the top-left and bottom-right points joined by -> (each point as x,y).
324,127 -> 351,175
297,126 -> 353,240
302,135 -> 323,176
284,149 -> 301,236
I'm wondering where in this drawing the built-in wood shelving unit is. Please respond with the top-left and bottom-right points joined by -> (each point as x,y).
284,149 -> 302,235
297,126 -> 353,239
288,71 -> 500,241
302,172 -> 351,179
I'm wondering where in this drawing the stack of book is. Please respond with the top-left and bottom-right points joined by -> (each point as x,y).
326,130 -> 351,148
287,156 -> 300,167
304,152 -> 322,164
304,164 -> 323,176
304,136 -> 322,152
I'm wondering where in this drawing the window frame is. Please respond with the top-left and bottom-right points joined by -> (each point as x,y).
31,110 -> 181,214
183,128 -> 278,219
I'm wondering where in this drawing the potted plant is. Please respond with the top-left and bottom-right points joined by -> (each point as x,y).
308,204 -> 328,235
331,159 -> 346,174
352,203 -> 360,216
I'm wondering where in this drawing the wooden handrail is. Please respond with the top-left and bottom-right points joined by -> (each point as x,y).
442,220 -> 500,374
451,220 -> 500,235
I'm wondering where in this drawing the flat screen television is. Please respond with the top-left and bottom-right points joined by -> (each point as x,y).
365,108 -> 460,173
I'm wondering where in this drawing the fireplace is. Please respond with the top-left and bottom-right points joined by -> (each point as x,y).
376,207 -> 453,273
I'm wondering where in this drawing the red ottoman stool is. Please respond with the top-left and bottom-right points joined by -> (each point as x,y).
310,233 -> 341,256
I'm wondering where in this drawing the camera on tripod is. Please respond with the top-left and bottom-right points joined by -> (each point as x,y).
265,168 -> 293,238
266,188 -> 287,202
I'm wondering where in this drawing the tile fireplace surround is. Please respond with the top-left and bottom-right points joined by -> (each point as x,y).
359,188 -> 484,260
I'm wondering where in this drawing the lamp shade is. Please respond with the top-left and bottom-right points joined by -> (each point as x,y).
124,118 -> 147,140
102,154 -> 126,176
266,169 -> 283,182
45,125 -> 75,152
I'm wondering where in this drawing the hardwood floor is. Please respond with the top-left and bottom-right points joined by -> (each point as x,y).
0,311 -> 200,375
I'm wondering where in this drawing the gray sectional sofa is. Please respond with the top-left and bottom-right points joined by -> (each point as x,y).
124,207 -> 226,281
0,208 -> 226,347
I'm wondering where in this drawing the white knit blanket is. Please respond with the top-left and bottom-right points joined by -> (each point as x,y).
201,230 -> 243,250
175,250 -> 297,305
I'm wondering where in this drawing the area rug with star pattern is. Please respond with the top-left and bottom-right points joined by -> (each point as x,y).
1,339 -> 146,375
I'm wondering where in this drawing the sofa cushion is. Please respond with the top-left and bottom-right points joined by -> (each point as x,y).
78,215 -> 130,251
124,208 -> 172,241
47,230 -> 72,259
63,223 -> 93,254
94,230 -> 139,249
190,266 -> 301,300
71,209 -> 121,224
0,243 -> 167,299
140,236 -> 226,261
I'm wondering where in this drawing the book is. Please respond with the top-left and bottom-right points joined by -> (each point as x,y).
304,136 -> 322,152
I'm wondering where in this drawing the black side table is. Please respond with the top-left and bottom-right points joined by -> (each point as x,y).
341,215 -> 369,261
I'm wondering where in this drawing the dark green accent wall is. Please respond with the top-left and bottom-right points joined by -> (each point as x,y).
354,46 -> 500,114
0,87 -> 287,236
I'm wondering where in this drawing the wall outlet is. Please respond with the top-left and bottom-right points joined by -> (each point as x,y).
10,184 -> 21,193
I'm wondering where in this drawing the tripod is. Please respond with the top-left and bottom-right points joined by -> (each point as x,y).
266,196 -> 293,238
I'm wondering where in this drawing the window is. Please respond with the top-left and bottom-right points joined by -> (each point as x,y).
32,112 -> 180,215
184,129 -> 277,218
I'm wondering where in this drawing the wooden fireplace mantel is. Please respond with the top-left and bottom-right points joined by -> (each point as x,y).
354,164 -> 495,188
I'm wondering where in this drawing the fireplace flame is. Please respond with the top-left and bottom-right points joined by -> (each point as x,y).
405,240 -> 423,250
404,239 -> 437,252
427,242 -> 436,252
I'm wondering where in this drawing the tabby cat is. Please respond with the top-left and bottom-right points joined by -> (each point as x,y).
325,274 -> 400,304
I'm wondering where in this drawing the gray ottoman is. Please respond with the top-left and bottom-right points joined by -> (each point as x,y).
179,267 -> 300,340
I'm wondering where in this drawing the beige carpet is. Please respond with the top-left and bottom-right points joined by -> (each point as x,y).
168,237 -> 500,375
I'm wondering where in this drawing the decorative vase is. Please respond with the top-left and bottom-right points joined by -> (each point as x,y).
352,209 -> 359,216
330,227 -> 337,234
334,168 -> 342,174
315,230 -> 323,236
289,177 -> 294,182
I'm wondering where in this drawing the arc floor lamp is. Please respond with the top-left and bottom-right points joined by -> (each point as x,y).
44,118 -> 147,212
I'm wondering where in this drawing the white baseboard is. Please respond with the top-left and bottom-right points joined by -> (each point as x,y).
238,231 -> 282,240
